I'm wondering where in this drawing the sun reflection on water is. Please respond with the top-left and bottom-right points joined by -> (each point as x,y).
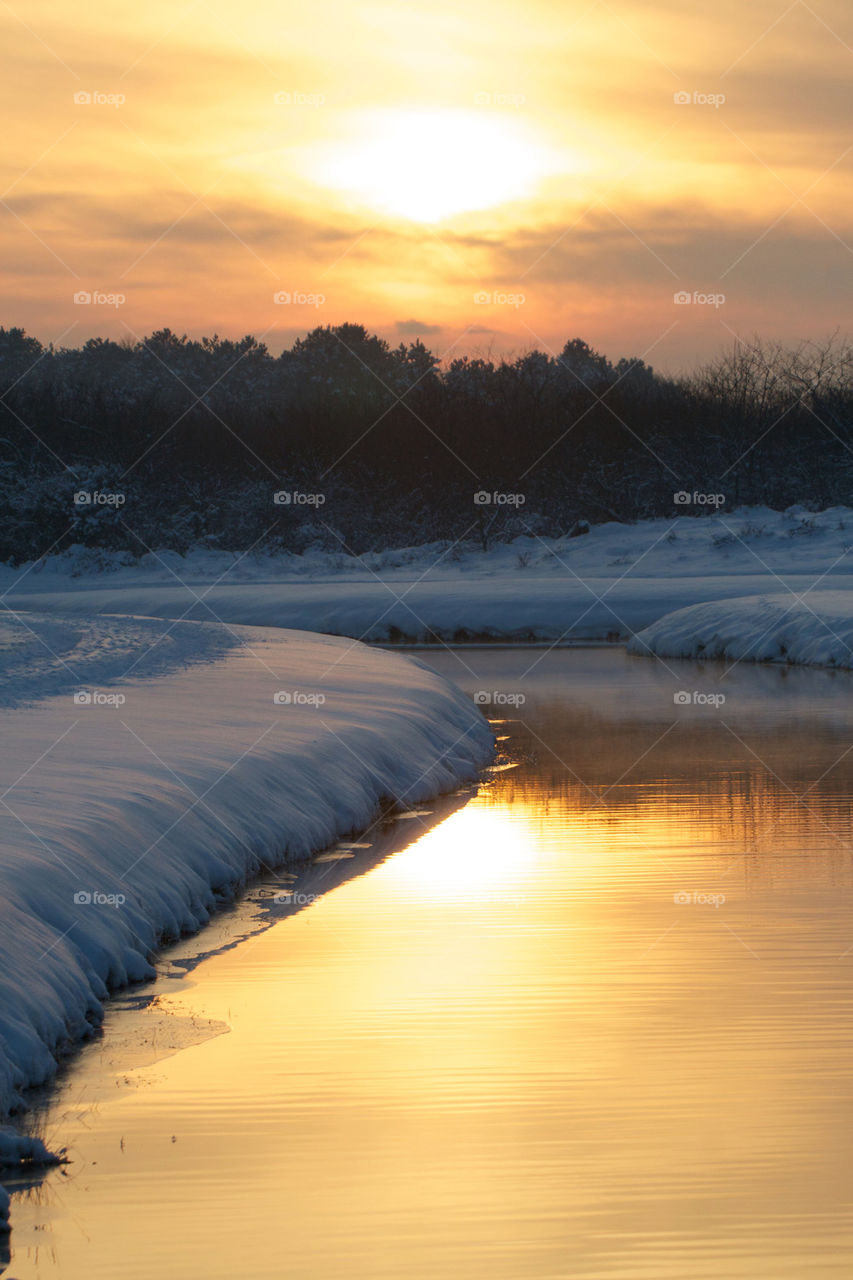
11,651 -> 853,1280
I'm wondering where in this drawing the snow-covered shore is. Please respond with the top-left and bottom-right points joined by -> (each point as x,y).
3,505 -> 853,642
0,615 -> 493,1132
1,500 -> 850,1211
629,592 -> 853,670
3,573 -> 822,643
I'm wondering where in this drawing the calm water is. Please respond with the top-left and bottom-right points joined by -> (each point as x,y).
7,648 -> 853,1279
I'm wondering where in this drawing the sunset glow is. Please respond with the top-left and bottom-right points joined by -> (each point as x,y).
311,109 -> 563,222
1,0 -> 851,365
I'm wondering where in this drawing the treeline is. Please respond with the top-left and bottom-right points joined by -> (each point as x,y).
0,323 -> 851,563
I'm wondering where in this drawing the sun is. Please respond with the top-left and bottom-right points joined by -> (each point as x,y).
312,108 -> 558,223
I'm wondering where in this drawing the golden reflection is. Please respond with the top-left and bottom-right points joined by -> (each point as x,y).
386,805 -> 541,896
11,653 -> 853,1280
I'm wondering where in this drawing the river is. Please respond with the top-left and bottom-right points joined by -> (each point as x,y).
6,647 -> 853,1279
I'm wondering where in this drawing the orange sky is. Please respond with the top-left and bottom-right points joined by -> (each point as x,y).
2,0 -> 852,370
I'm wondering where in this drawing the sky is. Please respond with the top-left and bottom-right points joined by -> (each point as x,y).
1,0 -> 852,371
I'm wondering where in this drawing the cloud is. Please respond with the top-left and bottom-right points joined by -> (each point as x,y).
395,318 -> 443,334
3,0 -> 852,372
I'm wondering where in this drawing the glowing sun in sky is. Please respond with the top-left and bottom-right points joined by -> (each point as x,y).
312,108 -> 561,222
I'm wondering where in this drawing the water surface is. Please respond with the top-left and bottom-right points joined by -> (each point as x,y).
7,648 -> 853,1279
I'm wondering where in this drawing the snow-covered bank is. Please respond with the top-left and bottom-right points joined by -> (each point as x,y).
0,615 -> 493,1123
629,592 -> 853,670
4,574 -> 828,643
3,505 -> 853,642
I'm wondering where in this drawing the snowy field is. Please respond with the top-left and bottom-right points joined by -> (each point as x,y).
3,506 -> 853,643
0,614 -> 492,1209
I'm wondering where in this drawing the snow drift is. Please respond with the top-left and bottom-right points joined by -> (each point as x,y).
0,615 -> 493,1129
628,591 -> 853,670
